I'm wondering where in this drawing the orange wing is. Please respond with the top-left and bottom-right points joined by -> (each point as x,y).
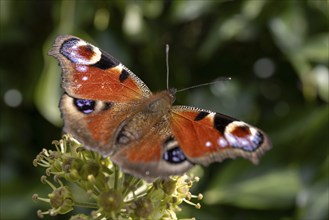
49,35 -> 151,102
170,106 -> 271,166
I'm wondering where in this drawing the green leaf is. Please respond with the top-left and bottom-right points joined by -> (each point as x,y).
297,173 -> 329,220
298,33 -> 329,63
269,1 -> 307,54
204,164 -> 300,209
34,39 -> 62,126
170,0 -> 219,23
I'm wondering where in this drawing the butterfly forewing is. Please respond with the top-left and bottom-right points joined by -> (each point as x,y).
49,35 -> 151,102
170,106 -> 271,165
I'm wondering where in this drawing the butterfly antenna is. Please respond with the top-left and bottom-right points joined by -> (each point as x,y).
166,44 -> 170,90
176,77 -> 232,93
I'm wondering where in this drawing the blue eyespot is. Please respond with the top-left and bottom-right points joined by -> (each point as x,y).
163,147 -> 186,164
73,98 -> 96,114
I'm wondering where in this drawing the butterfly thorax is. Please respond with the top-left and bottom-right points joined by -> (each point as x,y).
148,89 -> 176,112
114,90 -> 175,147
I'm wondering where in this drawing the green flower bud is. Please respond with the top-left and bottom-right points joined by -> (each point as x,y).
49,186 -> 74,214
98,190 -> 123,215
134,197 -> 154,218
80,161 -> 100,180
162,179 -> 177,195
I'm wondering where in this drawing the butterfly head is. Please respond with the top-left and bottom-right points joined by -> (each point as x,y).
148,89 -> 176,115
168,88 -> 177,103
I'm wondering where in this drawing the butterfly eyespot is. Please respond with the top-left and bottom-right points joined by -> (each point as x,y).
162,136 -> 187,164
60,38 -> 102,65
163,147 -> 187,164
73,98 -> 96,114
224,121 -> 264,152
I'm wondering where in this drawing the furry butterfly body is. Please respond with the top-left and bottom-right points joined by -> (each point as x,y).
49,35 -> 271,180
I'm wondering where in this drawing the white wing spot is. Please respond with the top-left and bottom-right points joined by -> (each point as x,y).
205,141 -> 212,147
217,137 -> 228,147
117,63 -> 124,71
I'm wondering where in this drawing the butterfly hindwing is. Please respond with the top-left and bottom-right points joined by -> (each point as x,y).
60,94 -> 141,155
170,106 -> 271,165
111,129 -> 193,180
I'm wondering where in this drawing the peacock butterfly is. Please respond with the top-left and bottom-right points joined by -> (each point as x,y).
49,35 -> 271,181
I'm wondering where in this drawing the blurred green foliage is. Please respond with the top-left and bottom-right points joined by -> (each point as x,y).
0,0 -> 328,219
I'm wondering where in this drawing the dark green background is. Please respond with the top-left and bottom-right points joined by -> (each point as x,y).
0,0 -> 328,219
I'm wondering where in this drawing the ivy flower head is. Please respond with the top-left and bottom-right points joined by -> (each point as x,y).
33,135 -> 202,219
